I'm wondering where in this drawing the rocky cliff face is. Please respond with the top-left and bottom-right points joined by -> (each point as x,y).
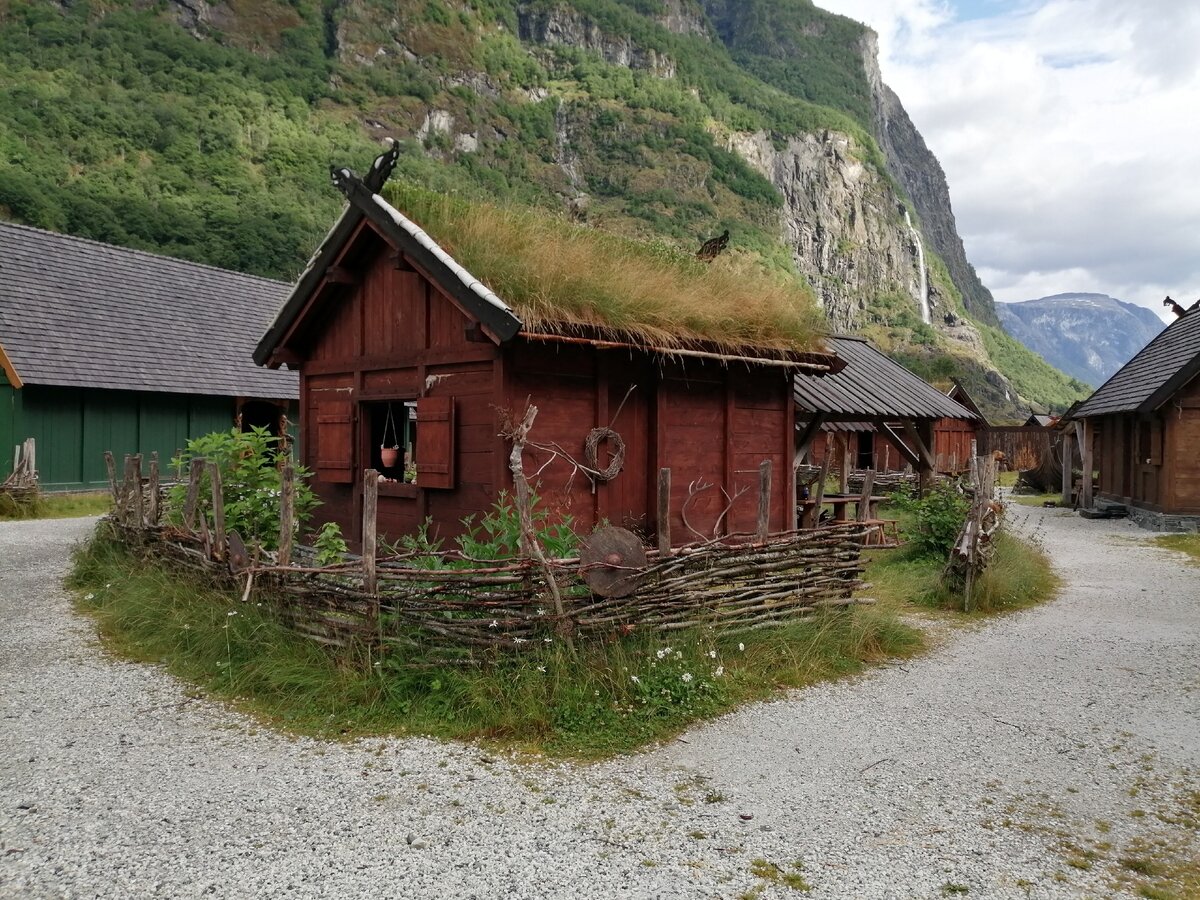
997,293 -> 1166,387
859,33 -> 999,326
725,129 -> 922,333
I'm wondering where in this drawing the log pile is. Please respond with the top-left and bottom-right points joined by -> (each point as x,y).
103,453 -> 871,655
2,438 -> 39,504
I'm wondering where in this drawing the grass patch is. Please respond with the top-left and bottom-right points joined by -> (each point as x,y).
1009,492 -> 1062,508
1151,534 -> 1200,565
864,526 -> 1058,616
0,491 -> 111,520
69,527 -> 921,758
383,182 -> 826,355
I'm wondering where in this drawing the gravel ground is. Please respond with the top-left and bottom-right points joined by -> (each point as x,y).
1,506 -> 1197,899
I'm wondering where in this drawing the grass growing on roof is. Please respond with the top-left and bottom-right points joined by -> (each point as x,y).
382,181 -> 826,354
68,526 -> 919,758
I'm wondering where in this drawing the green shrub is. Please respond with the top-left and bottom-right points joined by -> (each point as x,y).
888,481 -> 969,558
168,427 -> 318,551
313,521 -> 349,565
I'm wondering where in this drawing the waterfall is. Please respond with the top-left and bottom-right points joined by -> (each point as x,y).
903,208 -> 930,324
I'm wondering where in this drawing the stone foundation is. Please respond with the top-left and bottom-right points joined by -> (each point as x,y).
1126,506 -> 1200,533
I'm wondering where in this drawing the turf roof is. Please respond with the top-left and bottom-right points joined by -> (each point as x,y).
380,182 -> 827,355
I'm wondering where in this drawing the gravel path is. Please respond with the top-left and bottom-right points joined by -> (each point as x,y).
2,507 -> 1197,899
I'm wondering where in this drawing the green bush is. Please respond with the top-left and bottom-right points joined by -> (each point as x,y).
168,427 -> 318,551
888,481 -> 969,558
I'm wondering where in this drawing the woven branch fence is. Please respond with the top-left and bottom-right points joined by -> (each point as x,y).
104,451 -> 871,656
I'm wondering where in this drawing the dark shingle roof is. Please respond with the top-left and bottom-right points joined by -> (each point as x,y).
1075,308 -> 1200,417
0,222 -> 297,398
794,336 -> 980,421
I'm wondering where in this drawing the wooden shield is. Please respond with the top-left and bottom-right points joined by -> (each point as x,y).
578,526 -> 647,598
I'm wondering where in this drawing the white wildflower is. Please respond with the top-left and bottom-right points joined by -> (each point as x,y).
630,675 -> 640,684
513,637 -> 527,645
681,673 -> 693,683
489,619 -> 499,629
714,666 -> 724,677
738,642 -> 745,652
655,647 -> 671,660
105,583 -> 112,589
536,608 -> 546,616
543,637 -> 552,643
537,666 -> 546,673
227,610 -> 237,617
84,593 -> 95,601
675,651 -> 683,660
708,650 -> 717,659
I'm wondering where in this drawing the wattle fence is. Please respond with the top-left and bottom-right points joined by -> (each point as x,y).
103,451 -> 872,656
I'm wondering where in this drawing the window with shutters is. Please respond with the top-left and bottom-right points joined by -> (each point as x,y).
364,400 -> 417,483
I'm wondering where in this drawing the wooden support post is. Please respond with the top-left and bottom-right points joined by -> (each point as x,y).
1079,420 -> 1094,510
362,468 -> 379,595
104,451 -> 118,507
901,419 -> 936,496
209,461 -> 225,561
793,413 -> 827,467
278,458 -> 295,567
183,459 -> 203,533
839,433 -> 851,494
757,459 -> 772,542
657,467 -> 672,555
129,454 -> 144,529
1060,431 -> 1074,507
808,452 -> 830,528
147,452 -> 160,527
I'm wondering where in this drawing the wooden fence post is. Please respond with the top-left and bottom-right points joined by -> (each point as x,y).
118,454 -> 135,527
838,434 -> 851,494
657,467 -> 671,555
756,459 -> 772,542
1077,420 -> 1093,510
147,452 -> 160,527
183,459 -> 203,532
855,468 -> 875,523
209,461 -> 225,560
362,469 -> 378,595
130,454 -> 144,529
104,451 -> 118,507
278,458 -> 295,567
807,452 -> 830,528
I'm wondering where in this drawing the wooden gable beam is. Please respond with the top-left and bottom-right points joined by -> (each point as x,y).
0,341 -> 22,389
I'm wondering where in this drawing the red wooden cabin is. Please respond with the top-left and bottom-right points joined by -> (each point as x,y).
255,153 -> 838,548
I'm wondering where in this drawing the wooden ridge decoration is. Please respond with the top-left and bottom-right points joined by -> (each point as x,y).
103,452 -> 872,656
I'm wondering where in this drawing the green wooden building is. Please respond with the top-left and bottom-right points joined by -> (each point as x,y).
0,222 -> 298,491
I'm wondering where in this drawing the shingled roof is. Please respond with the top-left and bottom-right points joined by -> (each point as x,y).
793,336 -> 980,422
0,222 -> 296,398
1074,307 -> 1200,417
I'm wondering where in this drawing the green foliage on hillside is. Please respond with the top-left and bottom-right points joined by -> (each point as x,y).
0,0 -> 1085,419
978,324 -> 1092,415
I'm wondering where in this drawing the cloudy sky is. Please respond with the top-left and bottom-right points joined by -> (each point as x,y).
813,0 -> 1200,318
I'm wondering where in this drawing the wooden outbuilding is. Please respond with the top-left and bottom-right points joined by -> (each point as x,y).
0,222 -> 297,491
254,152 -> 840,548
793,336 -> 982,490
1069,306 -> 1200,530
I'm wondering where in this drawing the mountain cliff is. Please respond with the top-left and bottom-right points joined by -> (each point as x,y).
0,0 -> 1088,420
997,294 -> 1167,389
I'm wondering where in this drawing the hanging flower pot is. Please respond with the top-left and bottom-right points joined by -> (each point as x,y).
380,402 -> 401,469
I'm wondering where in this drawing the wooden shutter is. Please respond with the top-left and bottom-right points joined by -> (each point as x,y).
416,395 -> 455,489
315,396 -> 354,483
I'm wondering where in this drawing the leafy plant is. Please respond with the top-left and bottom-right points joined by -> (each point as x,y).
455,491 -> 580,561
168,427 -> 318,551
888,481 -> 969,558
313,521 -> 349,566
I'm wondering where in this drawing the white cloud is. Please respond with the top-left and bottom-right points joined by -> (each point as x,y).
814,0 -> 1200,317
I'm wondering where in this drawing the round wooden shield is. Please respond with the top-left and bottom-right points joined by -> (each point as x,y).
578,526 -> 648,598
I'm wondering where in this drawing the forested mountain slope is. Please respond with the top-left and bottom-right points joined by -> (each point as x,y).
0,0 -> 1089,419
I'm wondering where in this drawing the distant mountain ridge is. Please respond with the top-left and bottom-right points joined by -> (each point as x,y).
996,293 -> 1166,388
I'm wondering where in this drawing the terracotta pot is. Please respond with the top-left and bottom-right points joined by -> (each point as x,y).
380,446 -> 400,468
